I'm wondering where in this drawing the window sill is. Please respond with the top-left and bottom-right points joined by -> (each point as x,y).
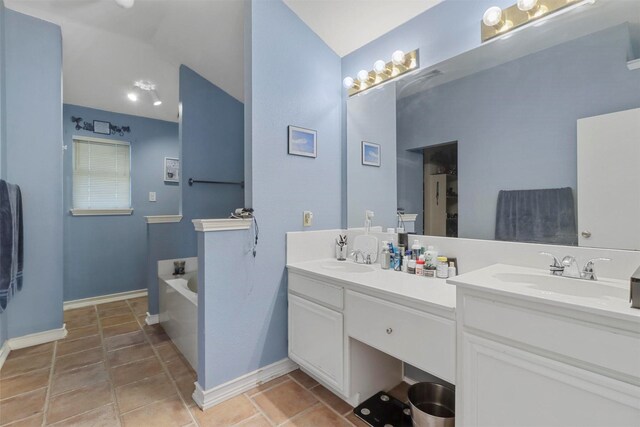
70,209 -> 134,216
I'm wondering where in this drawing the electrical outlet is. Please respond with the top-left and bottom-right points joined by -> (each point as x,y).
149,192 -> 157,202
303,211 -> 313,227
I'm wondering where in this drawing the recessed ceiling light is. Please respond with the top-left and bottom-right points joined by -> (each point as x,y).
127,92 -> 138,102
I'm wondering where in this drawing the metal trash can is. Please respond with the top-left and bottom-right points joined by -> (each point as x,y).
408,382 -> 455,427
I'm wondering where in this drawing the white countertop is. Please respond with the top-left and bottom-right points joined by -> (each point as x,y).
287,259 -> 456,318
448,264 -> 640,323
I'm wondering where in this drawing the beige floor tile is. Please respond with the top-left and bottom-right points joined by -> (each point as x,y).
309,385 -> 352,416
100,313 -> 136,328
0,387 -> 47,426
122,396 -> 192,427
1,352 -> 52,379
56,335 -> 102,357
3,413 -> 44,427
234,414 -> 272,427
110,356 -> 164,387
54,347 -> 104,374
288,370 -> 318,389
50,362 -> 108,396
115,373 -> 177,413
64,324 -> 99,341
48,403 -> 119,426
190,394 -> 256,427
0,368 -> 50,400
107,343 -> 155,367
65,315 -> 98,330
166,357 -> 196,381
174,374 -> 197,404
387,382 -> 410,404
345,412 -> 368,427
96,300 -> 128,312
128,298 -> 148,315
46,381 -> 112,424
155,342 -> 181,363
98,305 -> 132,318
102,321 -> 140,339
6,342 -> 54,360
104,330 -> 147,351
283,405 -> 352,427
245,375 -> 289,397
251,380 -> 318,425
63,307 -> 96,321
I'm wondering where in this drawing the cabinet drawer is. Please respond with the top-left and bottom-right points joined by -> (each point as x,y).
345,290 -> 455,383
289,272 -> 343,310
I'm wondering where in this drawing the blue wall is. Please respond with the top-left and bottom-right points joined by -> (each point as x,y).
397,24 -> 640,240
0,0 -> 7,348
63,104 -> 179,301
3,9 -> 63,338
146,65 -> 244,316
197,0 -> 343,387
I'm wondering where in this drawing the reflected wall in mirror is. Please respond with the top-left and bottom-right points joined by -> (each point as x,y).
347,0 -> 640,251
5,0 -> 244,301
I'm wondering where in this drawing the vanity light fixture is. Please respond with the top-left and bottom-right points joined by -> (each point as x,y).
343,49 -> 419,97
481,0 -> 597,42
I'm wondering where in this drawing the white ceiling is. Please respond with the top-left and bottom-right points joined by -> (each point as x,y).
284,0 -> 442,57
4,0 -> 244,123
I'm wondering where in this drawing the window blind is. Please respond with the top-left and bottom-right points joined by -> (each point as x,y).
73,138 -> 131,210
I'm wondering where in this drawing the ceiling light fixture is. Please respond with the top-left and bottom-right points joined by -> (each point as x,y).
132,80 -> 162,106
127,92 -> 138,102
115,0 -> 135,9
481,0 -> 597,42
342,49 -> 420,97
150,90 -> 162,106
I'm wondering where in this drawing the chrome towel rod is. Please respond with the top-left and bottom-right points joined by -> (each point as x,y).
188,178 -> 244,188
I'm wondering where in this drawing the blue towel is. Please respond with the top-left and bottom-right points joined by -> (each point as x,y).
495,187 -> 577,246
0,179 -> 23,312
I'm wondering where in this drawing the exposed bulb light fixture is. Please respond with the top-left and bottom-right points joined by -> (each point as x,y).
517,0 -> 538,11
343,76 -> 355,89
132,80 -> 162,106
115,0 -> 135,9
391,50 -> 406,66
150,90 -> 162,106
127,92 -> 138,102
373,60 -> 387,74
482,6 -> 503,27
357,69 -> 370,83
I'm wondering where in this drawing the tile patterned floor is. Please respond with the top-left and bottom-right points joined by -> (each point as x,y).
0,296 -> 408,426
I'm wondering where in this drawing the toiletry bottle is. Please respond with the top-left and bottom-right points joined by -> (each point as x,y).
437,256 -> 449,278
425,246 -> 438,269
411,240 -> 421,260
416,256 -> 425,276
408,259 -> 416,274
448,261 -> 457,277
381,242 -> 391,270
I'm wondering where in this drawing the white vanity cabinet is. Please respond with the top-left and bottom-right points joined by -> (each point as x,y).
456,288 -> 640,427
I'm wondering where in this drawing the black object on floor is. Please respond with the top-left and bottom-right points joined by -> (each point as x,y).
354,391 -> 412,427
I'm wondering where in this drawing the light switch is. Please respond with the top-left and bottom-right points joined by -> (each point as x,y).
149,192 -> 157,202
303,211 -> 313,227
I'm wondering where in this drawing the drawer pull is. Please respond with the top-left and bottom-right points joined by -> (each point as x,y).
386,328 -> 393,334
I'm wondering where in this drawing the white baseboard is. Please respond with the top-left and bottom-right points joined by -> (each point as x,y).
193,358 -> 298,410
0,340 -> 10,371
402,376 -> 418,386
8,324 -> 68,350
145,313 -> 159,325
64,289 -> 147,310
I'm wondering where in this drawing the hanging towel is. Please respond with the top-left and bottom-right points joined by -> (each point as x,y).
0,179 -> 24,312
495,187 -> 577,246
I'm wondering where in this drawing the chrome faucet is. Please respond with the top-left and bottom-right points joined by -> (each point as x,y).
350,250 -> 373,265
539,252 -> 611,280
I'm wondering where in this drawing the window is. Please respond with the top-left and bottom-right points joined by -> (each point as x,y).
71,137 -> 132,216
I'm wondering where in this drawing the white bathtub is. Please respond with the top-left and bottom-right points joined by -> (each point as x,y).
159,270 -> 198,370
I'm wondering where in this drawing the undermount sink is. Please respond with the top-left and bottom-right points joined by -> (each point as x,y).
320,262 -> 374,274
493,272 -> 628,300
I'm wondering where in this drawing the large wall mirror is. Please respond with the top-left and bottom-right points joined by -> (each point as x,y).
347,0 -> 640,251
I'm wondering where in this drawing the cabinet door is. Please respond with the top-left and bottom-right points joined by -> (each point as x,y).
460,333 -> 640,427
425,174 -> 446,236
288,294 -> 344,392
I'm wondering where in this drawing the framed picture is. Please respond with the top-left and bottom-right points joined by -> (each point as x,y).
93,120 -> 111,135
164,157 -> 180,182
288,125 -> 317,158
362,141 -> 381,167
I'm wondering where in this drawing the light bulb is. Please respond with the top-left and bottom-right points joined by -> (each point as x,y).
127,92 -> 138,102
373,60 -> 387,74
115,0 -> 134,8
357,70 -> 370,83
517,0 -> 538,11
150,90 -> 162,106
391,50 -> 405,66
343,76 -> 355,89
482,6 -> 503,27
